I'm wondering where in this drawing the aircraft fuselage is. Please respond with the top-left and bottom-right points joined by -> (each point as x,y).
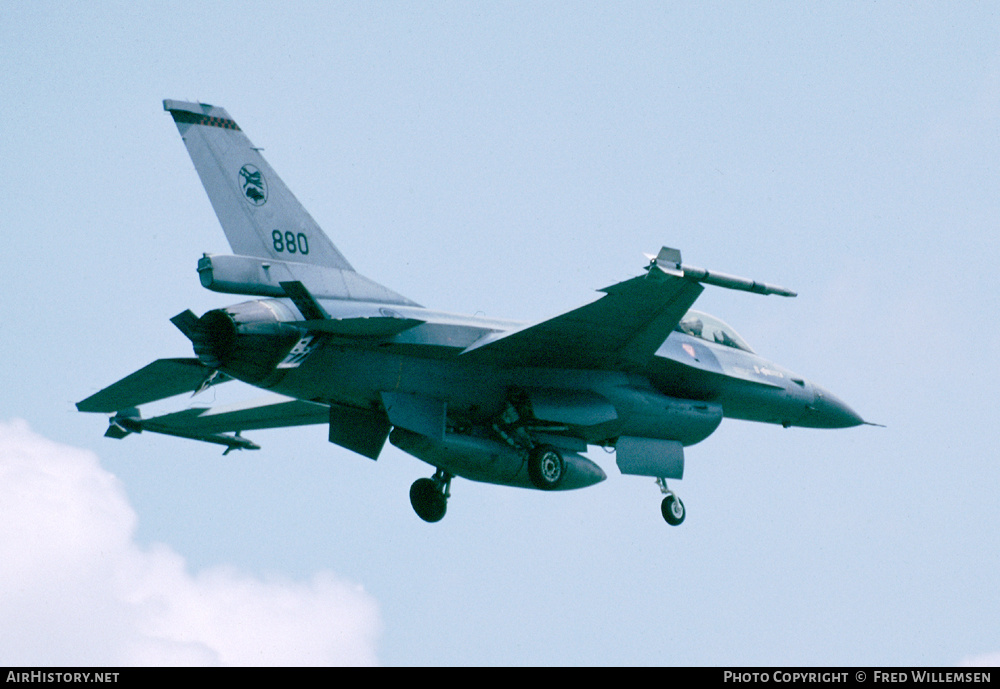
202,295 -> 861,462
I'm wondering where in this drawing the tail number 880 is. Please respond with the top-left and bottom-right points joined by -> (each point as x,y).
272,230 -> 310,255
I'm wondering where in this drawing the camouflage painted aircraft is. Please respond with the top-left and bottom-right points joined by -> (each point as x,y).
78,100 -> 872,525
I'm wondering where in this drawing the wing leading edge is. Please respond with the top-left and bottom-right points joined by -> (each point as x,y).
459,265 -> 704,370
458,247 -> 795,370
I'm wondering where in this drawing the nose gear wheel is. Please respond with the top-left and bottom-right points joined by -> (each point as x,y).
657,477 -> 686,526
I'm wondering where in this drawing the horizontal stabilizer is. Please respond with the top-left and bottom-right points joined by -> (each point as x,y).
77,359 -> 231,413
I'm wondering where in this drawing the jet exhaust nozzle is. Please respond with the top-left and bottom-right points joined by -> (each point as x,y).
190,309 -> 236,369
177,301 -> 302,383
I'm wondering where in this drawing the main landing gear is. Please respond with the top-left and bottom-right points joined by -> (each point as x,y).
409,469 -> 452,523
527,444 -> 565,490
657,477 -> 685,526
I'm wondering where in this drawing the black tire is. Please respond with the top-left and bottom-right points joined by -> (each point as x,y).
661,494 -> 685,526
410,478 -> 447,523
528,445 -> 565,490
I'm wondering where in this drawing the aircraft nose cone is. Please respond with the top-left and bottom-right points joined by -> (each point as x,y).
804,387 -> 865,428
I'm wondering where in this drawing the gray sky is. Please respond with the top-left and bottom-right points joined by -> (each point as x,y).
2,1 -> 999,665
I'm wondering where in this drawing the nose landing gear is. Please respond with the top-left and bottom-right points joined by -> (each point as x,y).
657,477 -> 685,526
409,468 -> 452,523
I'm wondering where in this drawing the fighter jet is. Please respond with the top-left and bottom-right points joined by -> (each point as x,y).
77,100 -> 871,526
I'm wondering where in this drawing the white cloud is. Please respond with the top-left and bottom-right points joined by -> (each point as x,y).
0,419 -> 380,666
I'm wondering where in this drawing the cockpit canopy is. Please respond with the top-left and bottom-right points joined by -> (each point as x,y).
674,310 -> 754,353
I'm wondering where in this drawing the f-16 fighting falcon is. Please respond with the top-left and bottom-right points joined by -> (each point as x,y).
78,100 -> 873,525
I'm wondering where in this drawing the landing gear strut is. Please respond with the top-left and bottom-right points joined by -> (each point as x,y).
657,477 -> 685,526
410,469 -> 452,523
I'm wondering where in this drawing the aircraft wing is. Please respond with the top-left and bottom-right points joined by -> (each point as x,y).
141,396 -> 329,435
77,358 -> 231,413
104,395 -> 330,454
460,271 -> 704,370
458,246 -> 796,370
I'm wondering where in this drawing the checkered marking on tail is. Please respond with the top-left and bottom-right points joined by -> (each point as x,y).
169,110 -> 241,130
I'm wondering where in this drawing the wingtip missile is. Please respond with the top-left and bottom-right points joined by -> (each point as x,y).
105,408 -> 142,439
101,406 -> 260,452
647,246 -> 797,297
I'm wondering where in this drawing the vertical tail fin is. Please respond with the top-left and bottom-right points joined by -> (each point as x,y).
164,100 -> 353,271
